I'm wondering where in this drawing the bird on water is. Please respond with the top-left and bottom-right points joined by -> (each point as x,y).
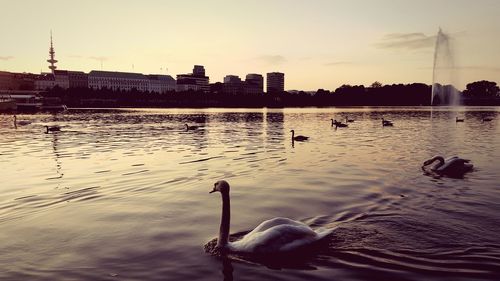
205,180 -> 332,255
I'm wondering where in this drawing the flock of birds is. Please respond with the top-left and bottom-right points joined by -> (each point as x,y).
8,113 -> 485,256
205,115 -> 487,256
289,115 -> 478,178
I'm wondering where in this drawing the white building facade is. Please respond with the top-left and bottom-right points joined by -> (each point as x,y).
88,71 -> 149,92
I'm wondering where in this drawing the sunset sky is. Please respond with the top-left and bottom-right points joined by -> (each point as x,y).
1,0 -> 499,90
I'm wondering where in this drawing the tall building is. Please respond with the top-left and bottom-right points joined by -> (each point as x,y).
222,75 -> 243,95
193,65 -> 206,76
245,74 -> 264,94
266,72 -> 284,94
47,31 -> 58,74
223,75 -> 241,84
176,65 -> 209,92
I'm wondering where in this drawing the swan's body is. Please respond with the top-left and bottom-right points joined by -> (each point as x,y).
209,180 -> 331,254
45,125 -> 60,133
456,117 -> 464,122
422,155 -> 473,177
331,119 -> 348,128
345,116 -> 354,123
382,118 -> 393,126
185,124 -> 198,130
14,115 -> 31,127
290,130 -> 309,141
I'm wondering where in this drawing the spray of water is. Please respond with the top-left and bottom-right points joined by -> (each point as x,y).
431,28 -> 460,106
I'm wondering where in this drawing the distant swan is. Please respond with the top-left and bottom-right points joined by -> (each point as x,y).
331,119 -> 348,128
482,117 -> 493,122
382,118 -> 393,126
208,180 -> 332,254
44,125 -> 60,133
185,124 -> 199,130
290,130 -> 309,141
345,116 -> 354,123
14,115 -> 31,126
456,117 -> 464,122
422,155 -> 473,177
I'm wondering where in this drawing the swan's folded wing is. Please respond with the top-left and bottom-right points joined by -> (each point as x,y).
231,224 -> 320,253
249,217 -> 307,234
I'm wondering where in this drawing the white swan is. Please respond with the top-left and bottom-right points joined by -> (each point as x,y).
422,155 -> 473,177
209,180 -> 331,254
382,118 -> 393,126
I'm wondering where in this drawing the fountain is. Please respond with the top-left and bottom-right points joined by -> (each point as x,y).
431,28 -> 461,106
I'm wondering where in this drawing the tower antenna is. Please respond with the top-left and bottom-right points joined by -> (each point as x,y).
47,30 -> 58,73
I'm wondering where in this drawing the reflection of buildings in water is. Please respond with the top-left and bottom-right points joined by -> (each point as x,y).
264,108 -> 285,145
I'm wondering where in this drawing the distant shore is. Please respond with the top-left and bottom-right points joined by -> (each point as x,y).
41,81 -> 500,108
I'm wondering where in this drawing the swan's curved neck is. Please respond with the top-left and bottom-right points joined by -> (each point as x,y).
431,156 -> 445,168
218,191 -> 230,248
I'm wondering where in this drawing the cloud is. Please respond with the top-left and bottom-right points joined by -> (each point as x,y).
324,61 -> 352,66
88,56 -> 109,61
256,55 -> 286,65
0,56 -> 14,61
419,65 -> 500,72
375,32 -> 436,50
457,65 -> 500,72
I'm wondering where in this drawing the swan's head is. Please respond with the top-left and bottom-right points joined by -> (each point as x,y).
210,180 -> 230,194
423,155 -> 444,166
290,129 -> 294,133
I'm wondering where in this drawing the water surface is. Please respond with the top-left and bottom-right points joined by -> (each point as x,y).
1,107 -> 500,280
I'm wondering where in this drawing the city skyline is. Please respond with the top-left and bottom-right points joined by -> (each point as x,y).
1,0 -> 500,90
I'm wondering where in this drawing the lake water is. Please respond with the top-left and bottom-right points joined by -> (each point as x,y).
1,107 -> 500,281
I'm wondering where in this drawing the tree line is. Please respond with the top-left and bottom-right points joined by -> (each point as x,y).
44,80 -> 500,108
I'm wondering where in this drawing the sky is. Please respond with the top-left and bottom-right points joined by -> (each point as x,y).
1,0 -> 499,90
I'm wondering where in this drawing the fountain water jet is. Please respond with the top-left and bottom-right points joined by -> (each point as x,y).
431,28 -> 461,106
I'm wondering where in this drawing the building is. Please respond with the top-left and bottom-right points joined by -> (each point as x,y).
176,65 -> 210,92
245,73 -> 264,94
88,71 -> 149,92
53,70 -> 70,89
35,73 -> 57,90
68,71 -> 88,88
266,72 -> 285,94
222,75 -> 243,95
0,71 -> 36,90
34,70 -> 72,90
147,74 -> 176,93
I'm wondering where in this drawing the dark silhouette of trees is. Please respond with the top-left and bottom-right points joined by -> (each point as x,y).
42,80 -> 499,108
463,80 -> 499,98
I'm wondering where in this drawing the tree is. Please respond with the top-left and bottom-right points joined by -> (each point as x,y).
463,80 -> 499,97
370,81 -> 382,88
